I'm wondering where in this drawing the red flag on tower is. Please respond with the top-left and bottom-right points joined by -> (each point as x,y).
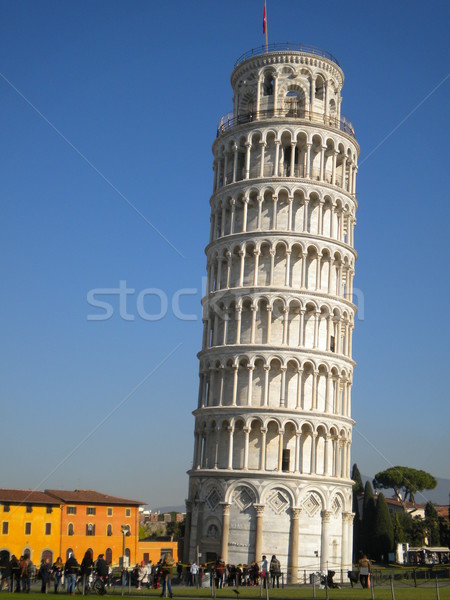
263,0 -> 267,34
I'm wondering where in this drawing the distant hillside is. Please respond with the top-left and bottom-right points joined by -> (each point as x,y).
362,475 -> 449,505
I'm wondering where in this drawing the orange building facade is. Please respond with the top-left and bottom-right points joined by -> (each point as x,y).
0,489 -> 143,567
137,541 -> 178,565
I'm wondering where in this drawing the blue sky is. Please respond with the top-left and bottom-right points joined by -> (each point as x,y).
0,0 -> 449,508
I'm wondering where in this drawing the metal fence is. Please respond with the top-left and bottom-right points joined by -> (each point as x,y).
234,43 -> 340,68
217,109 -> 355,138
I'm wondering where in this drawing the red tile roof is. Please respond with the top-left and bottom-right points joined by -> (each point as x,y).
45,489 -> 143,506
0,489 -> 59,505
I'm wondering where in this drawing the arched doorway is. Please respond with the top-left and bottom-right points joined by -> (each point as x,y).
41,549 -> 53,564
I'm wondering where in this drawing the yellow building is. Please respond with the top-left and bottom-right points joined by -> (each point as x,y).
0,490 -> 61,564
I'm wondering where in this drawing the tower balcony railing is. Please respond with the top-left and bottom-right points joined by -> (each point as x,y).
217,108 -> 355,138
234,43 -> 340,68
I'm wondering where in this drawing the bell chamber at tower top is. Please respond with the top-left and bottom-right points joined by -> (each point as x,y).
214,47 -> 358,195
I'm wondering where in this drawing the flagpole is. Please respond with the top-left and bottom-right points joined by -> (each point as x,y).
264,0 -> 268,53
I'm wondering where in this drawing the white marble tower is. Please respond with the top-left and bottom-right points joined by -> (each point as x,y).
185,44 -> 359,582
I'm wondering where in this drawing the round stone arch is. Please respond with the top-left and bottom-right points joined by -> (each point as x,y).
300,486 -> 326,517
262,127 -> 278,145
329,490 -> 347,516
201,482 -> 224,512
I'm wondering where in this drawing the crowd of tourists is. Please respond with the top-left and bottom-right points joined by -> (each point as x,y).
0,552 -> 283,594
0,550 -> 109,594
171,555 -> 282,589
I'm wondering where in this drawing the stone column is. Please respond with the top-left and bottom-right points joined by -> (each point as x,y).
263,366 -> 270,406
310,432 -> 317,474
216,258 -> 223,291
305,143 -> 312,178
296,368 -> 303,409
254,504 -> 265,562
243,426 -> 250,470
223,311 -> 229,345
290,142 -> 296,177
301,251 -> 307,288
257,196 -> 263,230
230,199 -> 236,235
315,254 -> 321,291
320,510 -> 332,572
341,512 -> 353,572
299,309 -> 305,346
214,427 -> 221,468
208,367 -> 216,406
232,365 -> 239,406
288,198 -> 293,232
260,428 -> 267,470
238,250 -> 245,287
324,434 -> 330,476
218,366 -> 224,406
232,144 -> 238,183
285,250 -> 291,286
242,200 -> 248,233
288,508 -> 302,583
220,503 -> 232,563
319,145 -> 326,180
245,143 -> 251,180
259,142 -> 266,178
250,307 -> 257,344
226,252 -> 232,288
274,140 -> 281,177
235,306 -> 242,344
269,249 -> 275,285
331,151 -> 337,186
280,366 -> 287,407
266,306 -> 272,344
277,429 -> 284,471
253,251 -> 260,286
247,365 -> 254,406
227,426 -> 234,469
282,309 -> 289,345
319,201 -> 325,236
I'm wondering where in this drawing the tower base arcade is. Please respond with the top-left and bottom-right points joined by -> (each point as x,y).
184,474 -> 353,582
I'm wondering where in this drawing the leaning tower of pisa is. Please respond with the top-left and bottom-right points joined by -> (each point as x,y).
184,44 -> 359,582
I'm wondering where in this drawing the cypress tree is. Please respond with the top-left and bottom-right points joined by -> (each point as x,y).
425,502 -> 440,546
393,512 -> 405,546
362,480 -> 376,556
352,486 -> 361,561
351,463 -> 364,494
373,492 -> 394,563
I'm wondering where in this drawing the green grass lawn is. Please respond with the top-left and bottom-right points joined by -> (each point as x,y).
3,585 -> 450,600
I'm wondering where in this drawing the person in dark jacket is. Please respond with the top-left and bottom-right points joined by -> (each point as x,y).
9,556 -> 21,592
80,550 -> 93,581
39,558 -> 52,593
269,555 -> 281,588
64,554 -> 80,595
95,555 -> 108,578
